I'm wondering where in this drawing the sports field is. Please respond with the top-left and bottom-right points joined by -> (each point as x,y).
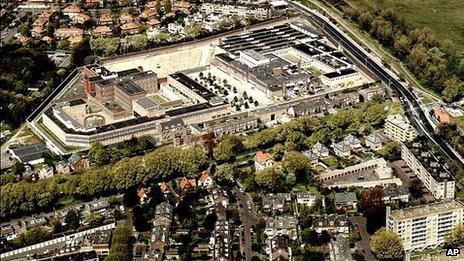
346,0 -> 464,47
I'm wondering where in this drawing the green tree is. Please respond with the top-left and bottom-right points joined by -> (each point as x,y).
90,37 -> 119,56
71,37 -> 91,66
12,226 -> 52,247
214,163 -> 235,184
164,0 -> 172,13
88,142 -> 109,166
155,0 -> 161,14
378,141 -> 401,161
281,151 -> 313,183
85,212 -> 104,227
213,135 -> 244,162
444,224 -> 464,248
370,228 -> 404,261
271,143 -> 285,161
126,34 -> 148,50
11,161 -> 24,176
442,76 -> 463,102
65,210 -> 80,230
255,166 -> 285,192
105,223 -> 134,261
18,24 -> 30,36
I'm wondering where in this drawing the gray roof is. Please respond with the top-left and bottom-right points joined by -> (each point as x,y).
366,133 -> 383,144
10,143 -> 48,163
334,192 -> 357,204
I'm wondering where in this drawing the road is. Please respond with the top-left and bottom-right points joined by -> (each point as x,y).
235,187 -> 256,261
349,216 -> 376,261
291,1 -> 464,169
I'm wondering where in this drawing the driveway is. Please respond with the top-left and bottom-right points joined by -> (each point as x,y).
235,187 -> 256,261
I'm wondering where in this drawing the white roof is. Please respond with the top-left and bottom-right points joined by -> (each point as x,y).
270,0 -> 288,7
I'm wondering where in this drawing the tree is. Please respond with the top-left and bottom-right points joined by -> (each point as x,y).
155,0 -> 161,14
370,228 -> 404,261
126,34 -> 148,51
255,166 -> 285,192
378,141 -> 401,161
85,212 -> 104,227
90,37 -> 119,56
281,151 -> 313,183
442,76 -> 463,102
11,161 -> 24,176
164,0 -> 172,13
71,37 -> 91,66
12,226 -> 52,247
213,135 -> 244,162
88,142 -> 109,166
271,143 -> 285,161
214,163 -> 235,185
360,187 -> 385,233
105,223 -> 134,261
444,224 -> 464,248
65,210 -> 80,230
18,24 -> 30,36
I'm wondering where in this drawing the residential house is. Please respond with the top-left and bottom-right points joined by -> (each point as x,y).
98,14 -> 113,25
154,202 -> 173,227
139,8 -> 155,20
329,234 -> 353,261
209,220 -> 231,261
120,22 -> 140,35
365,133 -> 383,151
83,230 -> 111,256
344,134 -> 362,151
331,92 -> 360,108
92,26 -> 113,37
269,235 -> 291,261
56,160 -> 71,174
21,216 -> 48,229
32,25 -> 45,37
296,192 -> 317,207
334,192 -> 358,212
312,215 -> 349,235
173,1 -> 192,13
138,188 -> 149,204
38,164 -> 54,179
287,98 -> 327,117
0,223 -> 18,241
302,150 -> 319,164
262,193 -> 291,212
359,86 -> 386,102
158,182 -> 172,194
199,171 -> 214,188
68,153 -> 90,172
265,216 -> 298,240
146,18 -> 161,29
384,114 -> 417,142
332,141 -> 351,157
54,27 -> 83,39
312,142 -> 329,158
178,177 -> 196,191
84,198 -> 110,214
119,12 -> 133,24
63,5 -> 82,18
254,151 -> 275,171
210,187 -> 229,208
85,0 -> 103,8
73,13 -> 91,24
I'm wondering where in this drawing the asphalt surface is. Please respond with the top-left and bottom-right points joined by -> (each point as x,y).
349,216 -> 376,261
235,187 -> 256,261
291,1 -> 464,169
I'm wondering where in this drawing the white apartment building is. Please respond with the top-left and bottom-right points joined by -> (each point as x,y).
386,200 -> 464,251
401,139 -> 455,199
384,114 -> 418,142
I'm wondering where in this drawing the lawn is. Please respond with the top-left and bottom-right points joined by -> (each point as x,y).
345,0 -> 464,47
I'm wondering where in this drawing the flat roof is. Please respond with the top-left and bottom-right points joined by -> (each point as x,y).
323,68 -> 357,79
116,80 -> 145,95
9,143 -> 48,162
390,200 -> 464,220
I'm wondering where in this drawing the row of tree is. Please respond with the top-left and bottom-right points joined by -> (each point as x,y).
0,146 -> 206,219
342,7 -> 464,102
212,102 -> 389,163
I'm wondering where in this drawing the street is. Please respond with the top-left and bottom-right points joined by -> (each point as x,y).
234,187 -> 256,261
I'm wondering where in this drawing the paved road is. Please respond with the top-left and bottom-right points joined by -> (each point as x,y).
291,1 -> 464,169
235,187 -> 256,261
350,216 -> 376,261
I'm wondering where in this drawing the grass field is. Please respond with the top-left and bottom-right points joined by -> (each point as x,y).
148,94 -> 168,105
345,0 -> 464,47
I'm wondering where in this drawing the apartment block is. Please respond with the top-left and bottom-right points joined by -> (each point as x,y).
386,200 -> 464,251
401,138 -> 455,199
384,114 -> 418,142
